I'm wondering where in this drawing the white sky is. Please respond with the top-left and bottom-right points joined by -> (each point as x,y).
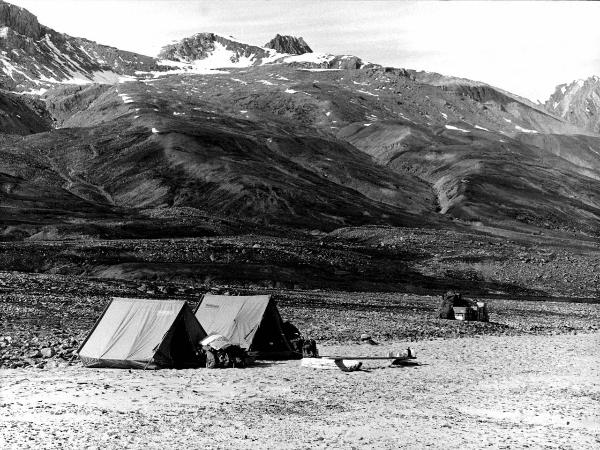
8,0 -> 600,102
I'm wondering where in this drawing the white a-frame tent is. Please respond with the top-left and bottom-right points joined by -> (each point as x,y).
78,297 -> 206,369
194,294 -> 300,359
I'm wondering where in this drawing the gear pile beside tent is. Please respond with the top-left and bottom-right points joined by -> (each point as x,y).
438,292 -> 489,322
200,334 -> 249,368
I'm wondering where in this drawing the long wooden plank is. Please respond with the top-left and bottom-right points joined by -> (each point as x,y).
301,357 -> 363,372
320,356 -> 414,360
320,348 -> 416,361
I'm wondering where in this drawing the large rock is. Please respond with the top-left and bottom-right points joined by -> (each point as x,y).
264,34 -> 312,55
40,347 -> 54,358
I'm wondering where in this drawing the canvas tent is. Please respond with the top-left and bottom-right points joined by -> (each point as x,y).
78,297 -> 207,369
194,294 -> 300,359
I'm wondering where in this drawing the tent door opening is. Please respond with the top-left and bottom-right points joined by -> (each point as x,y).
250,306 -> 291,352
156,313 -> 201,369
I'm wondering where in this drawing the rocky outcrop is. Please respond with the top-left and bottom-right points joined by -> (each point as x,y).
280,54 -> 379,71
264,34 -> 312,55
0,1 -> 45,39
545,76 -> 600,133
0,0 -> 158,91
73,38 -> 157,75
158,32 -> 273,64
329,55 -> 367,70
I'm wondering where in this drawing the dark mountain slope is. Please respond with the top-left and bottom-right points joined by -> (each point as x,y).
0,80 -> 439,232
132,66 -> 598,234
0,89 -> 52,133
411,71 -> 585,135
343,122 -> 600,233
4,64 -> 595,236
0,132 -> 119,241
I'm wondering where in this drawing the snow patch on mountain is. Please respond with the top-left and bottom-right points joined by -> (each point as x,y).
118,93 -> 134,104
16,87 -> 47,95
356,89 -> 378,97
515,125 -> 538,134
280,52 -> 334,65
301,68 -> 342,72
149,59 -> 230,76
445,125 -> 470,133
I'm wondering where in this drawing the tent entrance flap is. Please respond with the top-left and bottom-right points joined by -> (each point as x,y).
154,307 -> 206,369
251,303 -> 293,353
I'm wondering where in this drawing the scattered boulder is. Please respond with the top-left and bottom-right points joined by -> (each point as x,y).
360,333 -> 379,345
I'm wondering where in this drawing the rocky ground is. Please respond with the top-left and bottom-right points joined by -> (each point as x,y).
0,224 -> 598,296
1,265 -> 599,369
1,333 -> 598,449
1,231 -> 598,448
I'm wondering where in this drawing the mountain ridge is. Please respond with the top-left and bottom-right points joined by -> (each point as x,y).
0,0 -> 598,241
0,0 -> 157,91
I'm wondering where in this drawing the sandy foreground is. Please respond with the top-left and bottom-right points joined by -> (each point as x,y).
1,333 -> 599,449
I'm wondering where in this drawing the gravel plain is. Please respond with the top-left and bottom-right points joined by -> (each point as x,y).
1,333 -> 598,449
1,268 -> 599,449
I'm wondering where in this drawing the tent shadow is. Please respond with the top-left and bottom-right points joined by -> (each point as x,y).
390,361 -> 426,368
352,361 -> 426,373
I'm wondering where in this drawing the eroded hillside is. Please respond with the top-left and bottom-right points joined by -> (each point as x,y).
1,61 -> 600,239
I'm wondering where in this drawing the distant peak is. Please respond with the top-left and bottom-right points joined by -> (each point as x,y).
157,32 -> 272,64
264,34 -> 312,55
